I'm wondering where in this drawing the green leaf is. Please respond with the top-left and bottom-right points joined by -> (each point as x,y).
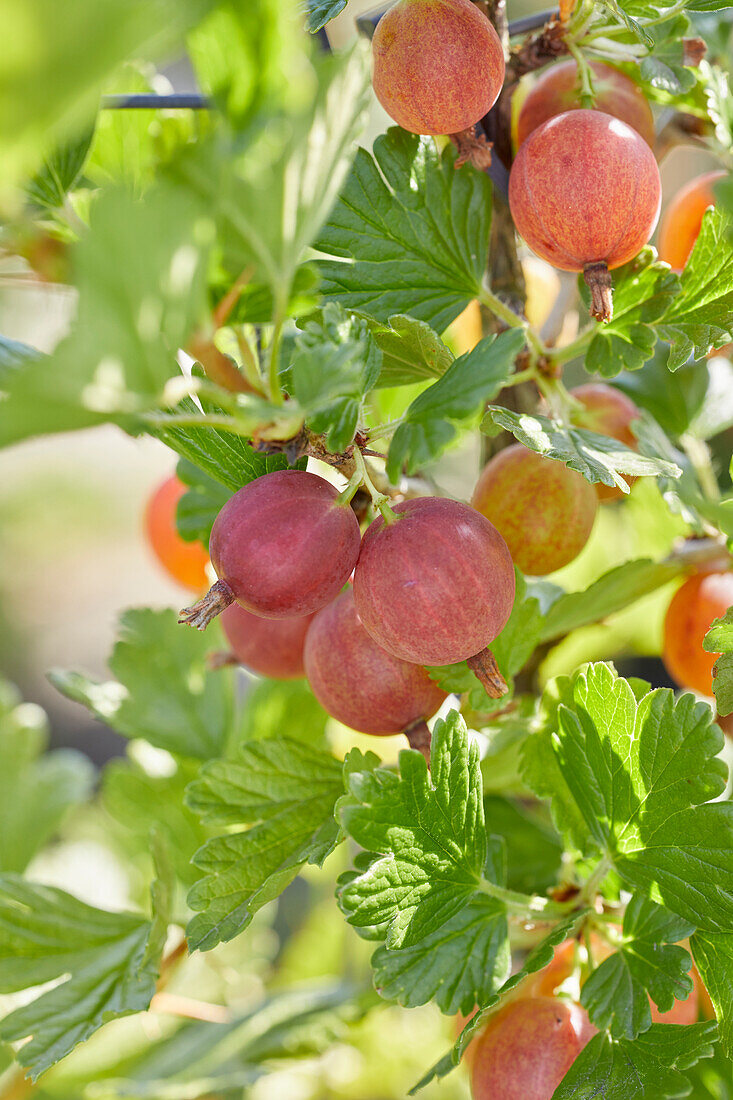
316,129 -> 492,333
386,329 -> 526,481
0,185 -> 210,448
704,608 -> 733,716
49,609 -> 234,760
581,897 -> 695,1039
173,44 -> 370,309
691,932 -> 733,1057
490,568 -> 546,681
305,0 -> 348,31
540,558 -> 684,641
484,796 -> 563,895
584,250 -> 678,377
599,0 -> 654,45
236,677 -> 329,747
25,128 -> 94,209
554,663 -> 733,930
659,209 -> 733,369
175,458 -> 232,547
411,912 -> 589,1091
614,348 -> 708,439
552,1023 -> 718,1099
485,407 -> 682,494
360,313 -> 454,388
338,711 -> 488,949
186,739 -> 349,950
289,303 -> 382,451
0,867 -> 170,1080
370,893 -> 510,1016
0,680 -> 93,873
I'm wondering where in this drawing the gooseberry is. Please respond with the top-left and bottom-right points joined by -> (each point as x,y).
220,603 -> 314,680
303,588 -> 446,747
662,570 -> 733,696
371,0 -> 505,136
657,169 -> 726,271
570,383 -> 640,502
470,997 -> 596,1100
508,110 -> 661,322
179,470 -> 361,629
352,497 -> 514,691
144,476 -> 210,592
515,60 -> 655,149
471,445 -> 597,576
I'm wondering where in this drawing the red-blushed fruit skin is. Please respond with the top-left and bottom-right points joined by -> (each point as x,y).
144,476 -> 210,592
658,170 -> 726,272
472,445 -> 598,576
372,0 -> 505,136
570,383 -> 640,502
221,603 -> 314,680
303,589 -> 447,734
352,497 -> 515,666
663,571 -> 733,696
209,470 -> 361,619
470,997 -> 596,1100
508,110 -> 661,272
517,60 -> 655,149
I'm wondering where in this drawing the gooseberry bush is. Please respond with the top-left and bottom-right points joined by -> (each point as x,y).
4,0 -> 733,1096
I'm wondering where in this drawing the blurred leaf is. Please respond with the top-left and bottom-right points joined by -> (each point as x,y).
186,740 -> 356,950
659,208 -> 733,369
689,356 -> 733,440
386,330 -> 525,481
359,313 -> 454,388
0,680 -> 93,873
25,128 -> 94,209
691,932 -> 733,1057
50,609 -> 234,760
581,896 -> 695,1039
491,568 -> 546,682
0,865 -> 170,1080
484,796 -> 563,894
552,1023 -> 717,1099
614,347 -> 708,439
339,711 -> 490,949
704,607 -> 733,716
485,407 -> 682,493
316,129 -> 492,333
0,185 -> 210,448
371,894 -> 510,1016
237,678 -> 329,747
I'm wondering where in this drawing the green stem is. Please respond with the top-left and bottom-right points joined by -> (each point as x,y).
681,433 -> 721,501
551,327 -> 595,365
477,287 -> 546,359
337,469 -> 363,506
478,879 -> 574,920
268,315 -> 285,407
367,417 -> 405,441
578,856 -> 613,906
353,448 -> 398,524
505,366 -> 537,388
566,40 -> 596,108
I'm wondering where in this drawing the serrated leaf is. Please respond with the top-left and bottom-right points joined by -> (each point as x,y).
304,0 -> 348,31
315,129 -> 492,333
691,932 -> 733,1056
50,608 -> 234,760
360,313 -> 454,387
289,303 -> 381,451
600,0 -> 654,45
485,407 -> 682,493
0,185 -> 209,448
0,680 -> 93,873
338,711 -> 488,949
553,1023 -> 717,1099
540,558 -> 684,641
186,739 -> 347,950
658,208 -> 733,369
0,869 -> 169,1080
386,329 -> 525,481
25,128 -> 94,209
581,897 -> 695,1039
584,251 -> 678,377
371,893 -> 510,1016
704,607 -> 733,716
553,663 -> 733,931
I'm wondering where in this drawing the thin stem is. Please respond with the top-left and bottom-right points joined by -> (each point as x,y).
478,879 -> 575,919
268,315 -> 285,406
353,448 -> 398,523
367,417 -> 405,441
477,286 -> 546,359
337,469 -> 363,506
504,366 -> 537,387
578,856 -> 613,906
551,326 -> 595,365
681,433 -> 721,502
566,40 -> 596,108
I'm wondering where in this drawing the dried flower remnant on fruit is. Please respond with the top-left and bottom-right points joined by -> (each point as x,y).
450,126 -> 493,170
179,470 -> 361,629
508,110 -> 661,322
371,0 -> 505,136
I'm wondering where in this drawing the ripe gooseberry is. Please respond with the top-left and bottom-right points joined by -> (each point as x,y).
569,383 -> 641,502
352,497 -> 515,694
470,997 -> 596,1100
515,60 -> 655,149
471,445 -> 597,576
179,470 -> 361,629
303,588 -> 446,754
508,110 -> 661,322
144,476 -> 210,592
371,0 -> 505,136
662,570 -> 733,696
219,603 -> 314,680
657,170 -> 726,271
